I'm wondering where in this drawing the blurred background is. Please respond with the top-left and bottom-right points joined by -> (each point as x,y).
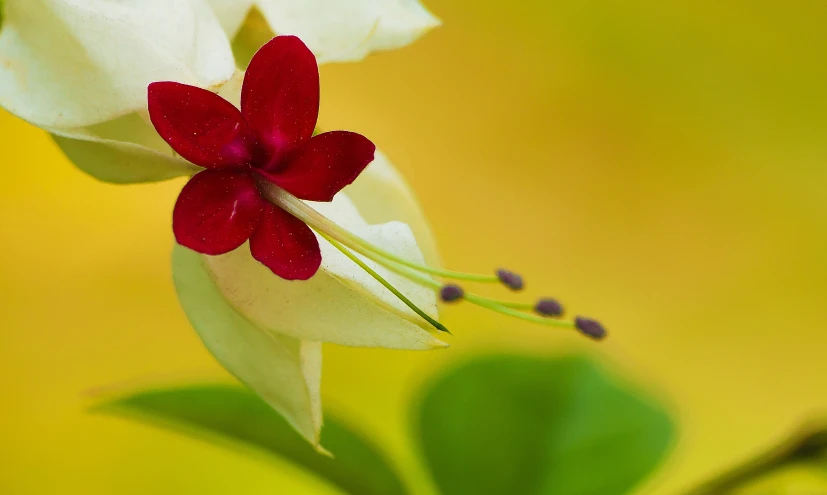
2,0 -> 827,493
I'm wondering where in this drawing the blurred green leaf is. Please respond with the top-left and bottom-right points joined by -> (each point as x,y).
416,355 -> 675,495
92,384 -> 409,495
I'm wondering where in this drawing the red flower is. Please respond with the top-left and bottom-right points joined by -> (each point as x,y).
148,36 -> 375,280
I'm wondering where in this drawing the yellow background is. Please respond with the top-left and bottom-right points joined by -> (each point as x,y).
2,1 -> 826,493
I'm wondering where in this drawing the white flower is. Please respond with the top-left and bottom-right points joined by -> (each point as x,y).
173,183 -> 445,448
0,0 -> 444,449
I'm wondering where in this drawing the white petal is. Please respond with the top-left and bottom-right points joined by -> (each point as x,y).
0,0 -> 234,128
172,244 -> 323,447
189,0 -> 237,88
203,192 -> 448,350
248,0 -> 440,63
344,149 -> 441,266
354,0 -> 442,54
49,112 -> 197,183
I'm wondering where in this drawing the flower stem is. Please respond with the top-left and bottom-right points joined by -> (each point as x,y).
682,424 -> 827,495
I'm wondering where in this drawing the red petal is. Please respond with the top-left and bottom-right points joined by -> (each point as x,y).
148,82 -> 258,169
250,204 -> 322,280
173,170 -> 264,255
241,36 -> 319,167
267,131 -> 376,201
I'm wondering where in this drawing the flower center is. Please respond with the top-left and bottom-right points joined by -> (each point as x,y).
256,177 -> 606,340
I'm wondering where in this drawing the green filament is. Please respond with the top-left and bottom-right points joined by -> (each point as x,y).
259,182 -> 576,333
495,301 -> 536,310
266,184 -> 500,283
461,293 -> 574,329
372,256 -> 575,330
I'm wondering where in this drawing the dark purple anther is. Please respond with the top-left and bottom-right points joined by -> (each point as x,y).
535,298 -> 564,317
575,317 -> 607,340
496,269 -> 524,291
440,284 -> 465,303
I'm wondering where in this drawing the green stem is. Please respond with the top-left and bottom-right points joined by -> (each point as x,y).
683,425 -> 827,495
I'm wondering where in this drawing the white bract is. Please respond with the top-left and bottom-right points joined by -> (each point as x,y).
0,0 -> 440,185
173,245 -> 326,445
0,0 -> 443,448
207,0 -> 440,64
174,190 -> 445,448
0,0 -> 235,129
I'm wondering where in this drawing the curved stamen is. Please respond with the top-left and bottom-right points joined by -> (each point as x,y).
261,181 -> 501,283
257,180 -> 605,339
378,257 -> 578,330
438,287 -> 564,316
